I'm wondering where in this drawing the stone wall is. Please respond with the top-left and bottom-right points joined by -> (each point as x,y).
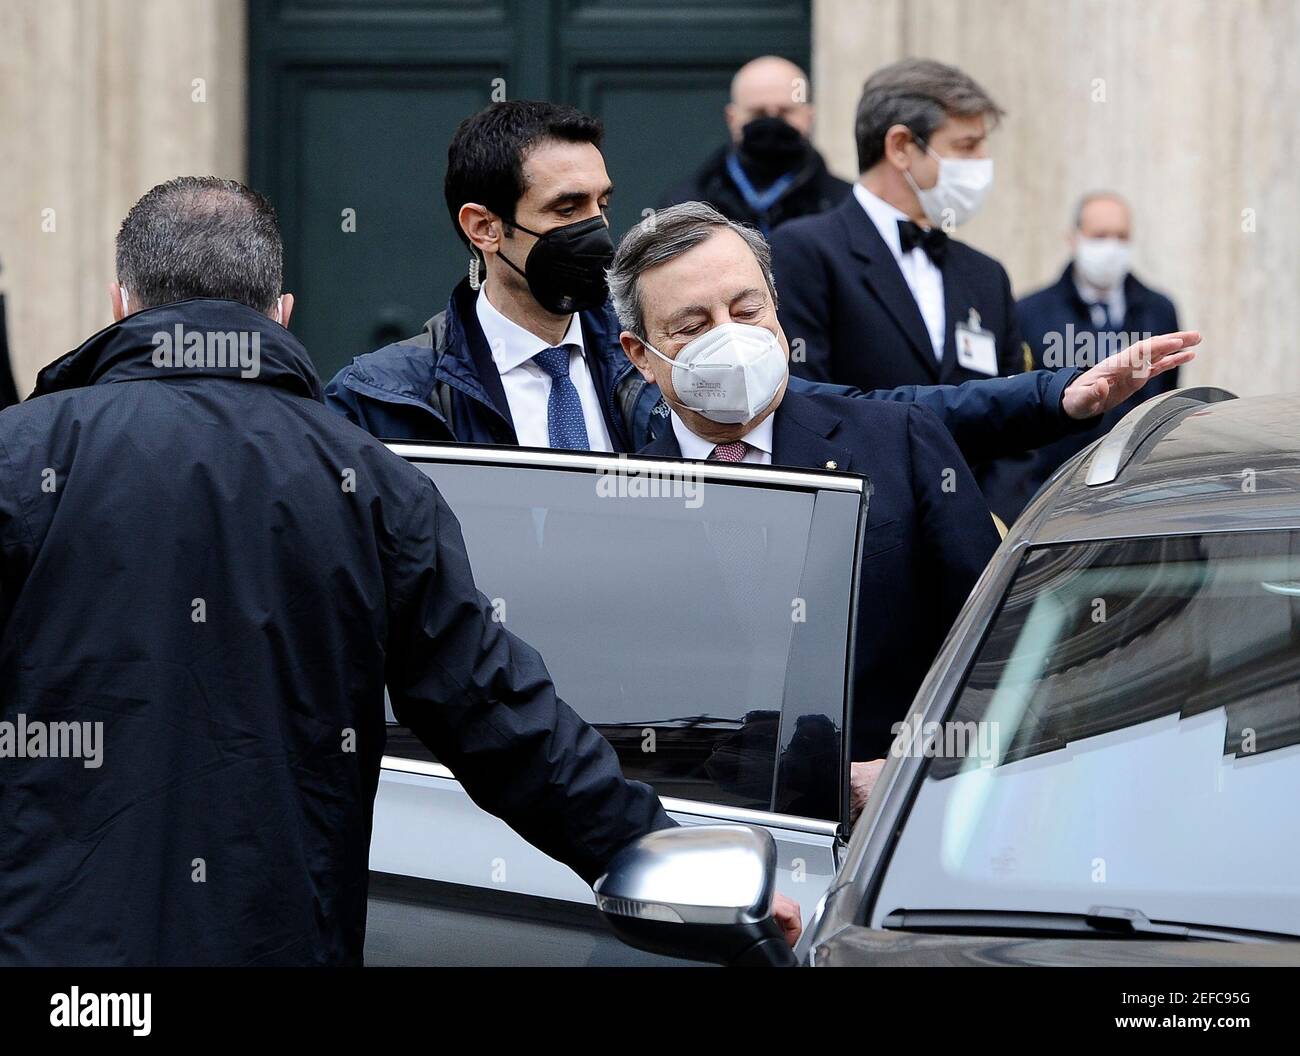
812,0 -> 1300,395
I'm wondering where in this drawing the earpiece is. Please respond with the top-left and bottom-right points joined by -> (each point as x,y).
119,286 -> 130,316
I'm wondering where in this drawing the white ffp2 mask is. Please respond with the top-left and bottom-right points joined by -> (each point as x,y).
905,142 -> 994,230
1074,237 -> 1131,290
643,322 -> 788,425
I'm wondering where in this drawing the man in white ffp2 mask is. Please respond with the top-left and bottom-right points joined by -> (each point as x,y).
610,200 -> 1004,820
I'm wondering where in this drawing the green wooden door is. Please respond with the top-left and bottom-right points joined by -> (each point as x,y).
249,0 -> 811,381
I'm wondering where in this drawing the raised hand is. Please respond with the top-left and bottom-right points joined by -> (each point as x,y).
1062,330 -> 1202,421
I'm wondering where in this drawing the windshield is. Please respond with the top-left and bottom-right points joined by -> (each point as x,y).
872,530 -> 1300,936
391,456 -> 861,820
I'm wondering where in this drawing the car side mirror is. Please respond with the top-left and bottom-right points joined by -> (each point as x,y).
593,824 -> 797,967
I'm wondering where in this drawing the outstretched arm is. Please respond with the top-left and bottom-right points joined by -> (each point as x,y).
384,473 -> 675,884
788,330 -> 1201,464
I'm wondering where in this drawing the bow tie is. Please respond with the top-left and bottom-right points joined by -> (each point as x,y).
897,220 -> 949,265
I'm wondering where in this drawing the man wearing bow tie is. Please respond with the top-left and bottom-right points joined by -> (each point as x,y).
770,59 -> 1033,521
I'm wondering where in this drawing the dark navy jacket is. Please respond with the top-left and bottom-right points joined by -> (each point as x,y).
325,278 -> 648,450
1006,264 -> 1181,514
771,195 -> 1027,390
641,390 -> 1001,761
325,279 -> 1092,469
0,299 -> 671,966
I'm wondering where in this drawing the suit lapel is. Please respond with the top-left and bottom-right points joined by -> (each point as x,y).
838,198 -> 941,382
771,391 -> 855,473
938,255 -> 970,383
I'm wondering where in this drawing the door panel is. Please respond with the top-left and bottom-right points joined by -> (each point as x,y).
365,870 -> 699,967
370,761 -> 838,916
573,65 -> 742,235
248,0 -> 811,380
288,69 -> 499,378
367,762 -> 837,965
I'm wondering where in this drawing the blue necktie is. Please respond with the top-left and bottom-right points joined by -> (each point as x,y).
533,345 -> 591,451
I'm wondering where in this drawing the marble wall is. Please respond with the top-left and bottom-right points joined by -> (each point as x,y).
811,0 -> 1300,395
0,0 -> 245,393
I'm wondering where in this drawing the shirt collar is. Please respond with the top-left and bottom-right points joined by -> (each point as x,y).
1072,268 -> 1127,319
852,182 -> 911,259
1073,274 -> 1108,304
668,407 -> 775,461
476,285 -> 586,374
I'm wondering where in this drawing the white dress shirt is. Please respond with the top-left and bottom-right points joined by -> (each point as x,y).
853,182 -> 946,362
669,408 -> 774,465
1074,272 -> 1127,330
475,287 -> 613,451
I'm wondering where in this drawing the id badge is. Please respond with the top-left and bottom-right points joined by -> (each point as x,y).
954,308 -> 998,376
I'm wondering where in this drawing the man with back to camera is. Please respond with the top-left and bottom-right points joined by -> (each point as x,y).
0,175 -> 806,963
608,202 -> 1196,818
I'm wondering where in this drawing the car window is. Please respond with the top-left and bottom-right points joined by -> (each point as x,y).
386,454 -> 862,821
872,530 -> 1300,935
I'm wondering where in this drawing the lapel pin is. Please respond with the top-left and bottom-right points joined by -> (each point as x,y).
825,459 -> 838,470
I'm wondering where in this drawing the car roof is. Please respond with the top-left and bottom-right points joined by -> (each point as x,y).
1020,390 -> 1300,545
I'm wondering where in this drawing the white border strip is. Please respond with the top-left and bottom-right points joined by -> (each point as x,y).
385,442 -> 863,494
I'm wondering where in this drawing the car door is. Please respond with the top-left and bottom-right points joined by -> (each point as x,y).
365,443 -> 867,966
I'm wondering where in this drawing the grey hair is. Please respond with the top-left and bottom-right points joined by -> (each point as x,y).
607,201 -> 778,339
1074,189 -> 1131,229
854,58 -> 1004,174
115,176 -> 283,312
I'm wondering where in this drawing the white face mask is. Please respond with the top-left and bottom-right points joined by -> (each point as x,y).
1074,237 -> 1131,290
904,141 -> 994,230
643,321 -> 788,425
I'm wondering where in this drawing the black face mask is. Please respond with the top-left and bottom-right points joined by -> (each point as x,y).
497,214 -> 614,315
738,116 -> 811,182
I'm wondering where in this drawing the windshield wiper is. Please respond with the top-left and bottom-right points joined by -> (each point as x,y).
881,906 -> 1291,943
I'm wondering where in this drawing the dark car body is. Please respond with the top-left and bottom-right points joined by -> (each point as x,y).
804,389 -> 1300,966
